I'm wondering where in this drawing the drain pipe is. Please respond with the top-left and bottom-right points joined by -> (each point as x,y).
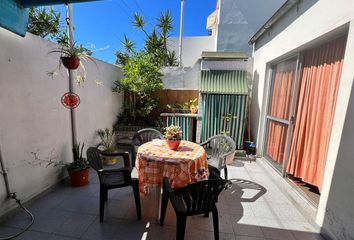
0,144 -> 35,240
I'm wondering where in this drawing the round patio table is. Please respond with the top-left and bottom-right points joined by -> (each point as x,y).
135,140 -> 209,194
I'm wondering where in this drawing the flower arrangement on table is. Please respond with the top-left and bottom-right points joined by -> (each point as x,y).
164,125 -> 182,150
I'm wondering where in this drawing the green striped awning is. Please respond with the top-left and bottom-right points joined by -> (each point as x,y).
201,70 -> 248,95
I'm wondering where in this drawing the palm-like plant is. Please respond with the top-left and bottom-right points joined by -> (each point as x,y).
157,10 -> 173,66
132,13 -> 148,36
116,10 -> 178,67
167,50 -> 178,67
68,142 -> 89,172
97,128 -> 117,153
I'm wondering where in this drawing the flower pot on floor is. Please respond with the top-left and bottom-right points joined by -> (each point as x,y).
68,169 -> 89,187
61,56 -> 80,70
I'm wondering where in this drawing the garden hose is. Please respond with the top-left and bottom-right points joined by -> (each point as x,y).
0,193 -> 35,240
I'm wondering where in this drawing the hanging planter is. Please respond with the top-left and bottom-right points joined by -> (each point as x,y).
61,56 -> 80,70
49,42 -> 95,71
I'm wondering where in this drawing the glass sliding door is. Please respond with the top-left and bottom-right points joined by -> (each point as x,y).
264,57 -> 299,172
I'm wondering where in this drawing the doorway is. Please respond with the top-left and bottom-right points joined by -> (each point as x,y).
263,35 -> 348,205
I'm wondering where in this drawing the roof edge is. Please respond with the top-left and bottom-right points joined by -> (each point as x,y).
248,0 -> 299,45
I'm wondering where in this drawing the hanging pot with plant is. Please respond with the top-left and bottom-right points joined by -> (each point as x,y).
61,56 -> 80,70
49,42 -> 93,70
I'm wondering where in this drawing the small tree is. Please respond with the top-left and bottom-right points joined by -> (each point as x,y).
28,7 -> 69,45
113,52 -> 163,124
116,10 -> 178,67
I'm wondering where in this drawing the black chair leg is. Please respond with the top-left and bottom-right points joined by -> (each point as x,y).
104,190 -> 108,202
160,187 -> 169,226
99,187 -> 105,222
224,167 -> 228,180
176,214 -> 187,240
131,146 -> 136,168
132,180 -> 141,220
212,207 -> 219,240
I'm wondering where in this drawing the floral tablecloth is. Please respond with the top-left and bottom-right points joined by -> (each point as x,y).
135,140 -> 208,193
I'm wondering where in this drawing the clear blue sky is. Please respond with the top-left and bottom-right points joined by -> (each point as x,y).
54,0 -> 216,64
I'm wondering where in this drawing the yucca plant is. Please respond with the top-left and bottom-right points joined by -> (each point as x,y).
67,142 -> 89,172
97,128 -> 117,153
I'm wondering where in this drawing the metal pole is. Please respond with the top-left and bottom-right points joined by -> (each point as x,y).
66,4 -> 78,152
178,0 -> 185,67
0,142 -> 11,198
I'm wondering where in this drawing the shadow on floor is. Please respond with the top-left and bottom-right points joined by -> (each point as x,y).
0,166 -> 324,240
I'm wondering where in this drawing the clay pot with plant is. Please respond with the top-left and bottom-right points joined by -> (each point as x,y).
97,128 -> 118,166
164,125 -> 182,150
187,98 -> 198,114
67,142 -> 90,187
49,42 -> 93,70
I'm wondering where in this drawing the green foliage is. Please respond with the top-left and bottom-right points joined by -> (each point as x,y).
114,52 -> 163,125
97,128 -> 116,153
28,7 -> 61,38
67,142 -> 89,172
114,10 -> 177,126
164,125 -> 182,141
49,42 -> 92,59
28,7 -> 69,46
167,50 -> 178,67
115,10 -> 178,67
115,52 -> 163,95
28,7 -> 92,57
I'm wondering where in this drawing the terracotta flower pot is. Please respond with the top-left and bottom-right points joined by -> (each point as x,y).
61,56 -> 80,70
68,168 -> 89,187
166,139 -> 181,150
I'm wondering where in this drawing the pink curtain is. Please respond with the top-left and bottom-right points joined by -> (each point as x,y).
266,60 -> 296,164
287,36 -> 347,190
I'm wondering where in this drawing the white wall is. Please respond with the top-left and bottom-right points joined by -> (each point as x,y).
167,36 -> 215,67
0,29 -> 123,216
251,0 -> 354,239
162,64 -> 200,90
216,0 -> 286,55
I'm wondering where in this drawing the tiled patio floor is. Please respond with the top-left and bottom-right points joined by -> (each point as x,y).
0,159 -> 324,240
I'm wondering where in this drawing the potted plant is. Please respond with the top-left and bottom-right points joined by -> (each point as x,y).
186,98 -> 198,114
67,142 -> 90,187
164,125 -> 182,150
49,42 -> 92,70
166,104 -> 177,113
97,128 -> 118,166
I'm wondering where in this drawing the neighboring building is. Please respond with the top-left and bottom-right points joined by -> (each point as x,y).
168,0 -> 286,67
167,36 -> 215,67
249,0 -> 354,239
211,0 -> 287,55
